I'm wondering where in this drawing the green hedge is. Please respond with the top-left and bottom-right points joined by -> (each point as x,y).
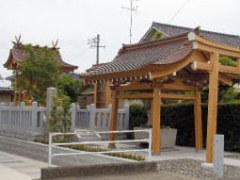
161,103 -> 240,152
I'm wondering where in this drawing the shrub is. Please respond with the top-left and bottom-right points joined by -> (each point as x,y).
161,103 -> 240,152
129,103 -> 148,130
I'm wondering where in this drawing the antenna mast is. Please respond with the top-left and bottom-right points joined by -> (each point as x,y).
122,0 -> 138,44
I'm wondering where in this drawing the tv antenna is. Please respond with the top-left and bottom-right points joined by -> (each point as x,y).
122,0 -> 139,44
88,34 -> 105,65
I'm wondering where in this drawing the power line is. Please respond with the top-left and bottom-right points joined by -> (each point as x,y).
168,0 -> 191,23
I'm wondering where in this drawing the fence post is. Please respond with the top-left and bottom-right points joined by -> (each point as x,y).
20,102 -> 25,129
124,103 -> 129,130
71,103 -> 76,131
46,87 -> 57,131
0,103 -> 2,130
31,102 -> 38,131
9,102 -> 14,129
89,104 -> 95,130
108,104 -> 112,129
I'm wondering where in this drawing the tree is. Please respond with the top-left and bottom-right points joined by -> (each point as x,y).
201,56 -> 239,103
57,73 -> 83,102
48,94 -> 71,133
17,45 -> 60,104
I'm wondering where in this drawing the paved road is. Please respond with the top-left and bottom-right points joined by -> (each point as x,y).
0,151 -> 49,180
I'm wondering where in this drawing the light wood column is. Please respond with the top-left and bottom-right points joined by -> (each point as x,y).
152,83 -> 161,154
93,82 -> 97,106
237,58 -> 240,68
194,87 -> 203,150
206,52 -> 219,163
108,85 -> 119,148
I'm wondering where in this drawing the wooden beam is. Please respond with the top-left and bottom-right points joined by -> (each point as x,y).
219,64 -> 240,75
194,42 -> 240,58
152,84 -> 161,154
192,60 -> 240,76
117,83 -> 152,91
117,93 -> 153,99
108,86 -> 119,148
191,61 -> 212,71
162,83 -> 195,91
219,74 -> 233,86
194,87 -> 203,150
189,32 -> 240,58
161,93 -> 195,100
206,53 -> 219,163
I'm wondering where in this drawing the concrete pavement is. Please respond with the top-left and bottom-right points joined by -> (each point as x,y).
0,151 -> 49,180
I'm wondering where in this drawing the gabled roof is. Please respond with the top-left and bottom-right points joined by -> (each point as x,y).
140,22 -> 240,48
82,32 -> 193,79
4,42 -> 78,72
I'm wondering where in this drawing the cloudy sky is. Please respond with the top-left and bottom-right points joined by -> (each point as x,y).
0,0 -> 240,86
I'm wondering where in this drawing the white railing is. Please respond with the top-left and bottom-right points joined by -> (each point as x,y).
72,104 -> 129,132
48,129 -> 152,167
0,102 -> 46,136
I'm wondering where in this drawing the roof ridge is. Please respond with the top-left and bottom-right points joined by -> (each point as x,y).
152,21 -> 240,39
120,32 -> 189,53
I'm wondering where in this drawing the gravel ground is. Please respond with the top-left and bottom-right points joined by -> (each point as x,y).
158,159 -> 240,180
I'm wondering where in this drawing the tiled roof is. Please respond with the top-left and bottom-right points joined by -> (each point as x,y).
4,43 -> 78,71
141,22 -> 240,48
82,33 -> 193,78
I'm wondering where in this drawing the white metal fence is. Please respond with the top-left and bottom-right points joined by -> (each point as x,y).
48,129 -> 152,167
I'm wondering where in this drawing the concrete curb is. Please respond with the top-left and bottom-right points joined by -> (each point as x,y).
41,161 -> 159,179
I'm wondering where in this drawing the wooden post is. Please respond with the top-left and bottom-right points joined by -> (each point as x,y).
194,87 -> 203,150
152,83 -> 161,154
206,52 -> 219,163
94,83 -> 97,107
237,58 -> 240,68
108,85 -> 119,148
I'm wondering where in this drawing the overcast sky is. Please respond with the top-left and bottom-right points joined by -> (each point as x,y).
1,0 -> 240,86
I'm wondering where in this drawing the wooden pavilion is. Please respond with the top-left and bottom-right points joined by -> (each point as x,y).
4,39 -> 78,104
81,31 -> 240,163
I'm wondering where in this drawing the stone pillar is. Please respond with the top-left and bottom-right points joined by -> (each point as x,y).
71,103 -> 76,131
213,134 -> 224,178
46,87 -> 57,131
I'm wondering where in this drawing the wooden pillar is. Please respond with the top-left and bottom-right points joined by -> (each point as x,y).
108,85 -> 119,148
237,58 -> 240,68
152,83 -> 161,154
194,87 -> 203,150
206,52 -> 219,163
94,82 -> 97,106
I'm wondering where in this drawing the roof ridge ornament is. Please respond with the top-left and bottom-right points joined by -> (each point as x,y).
13,34 -> 22,47
52,40 -> 59,49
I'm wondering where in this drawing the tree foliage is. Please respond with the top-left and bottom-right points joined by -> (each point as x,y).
201,56 -> 239,103
57,73 -> 83,102
18,45 -> 60,104
48,94 -> 71,133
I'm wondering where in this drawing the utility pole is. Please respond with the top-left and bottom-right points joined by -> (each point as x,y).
88,34 -> 105,65
122,0 -> 138,44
